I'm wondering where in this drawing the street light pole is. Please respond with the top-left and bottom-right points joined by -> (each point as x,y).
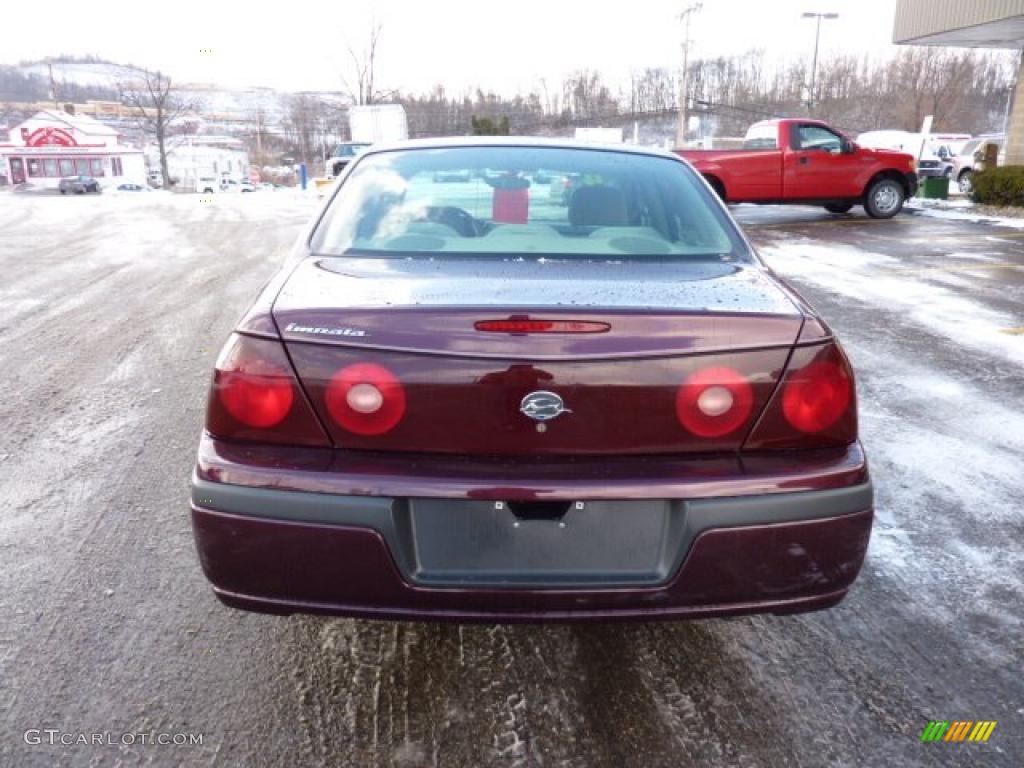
676,2 -> 703,148
801,11 -> 839,115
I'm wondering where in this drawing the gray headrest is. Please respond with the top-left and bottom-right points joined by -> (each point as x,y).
568,185 -> 628,226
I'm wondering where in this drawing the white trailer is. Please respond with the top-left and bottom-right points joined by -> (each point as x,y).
349,104 -> 409,144
325,105 -> 410,177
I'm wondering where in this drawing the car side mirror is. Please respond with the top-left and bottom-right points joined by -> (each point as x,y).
841,139 -> 856,155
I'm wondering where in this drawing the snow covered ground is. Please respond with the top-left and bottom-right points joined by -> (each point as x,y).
751,214 -> 1024,676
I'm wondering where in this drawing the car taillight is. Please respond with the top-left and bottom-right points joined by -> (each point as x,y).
206,334 -> 330,446
782,359 -> 851,433
676,366 -> 755,438
220,365 -> 293,427
325,363 -> 406,436
744,342 -> 857,451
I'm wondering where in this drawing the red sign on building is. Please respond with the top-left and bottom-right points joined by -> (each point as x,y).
24,127 -> 78,147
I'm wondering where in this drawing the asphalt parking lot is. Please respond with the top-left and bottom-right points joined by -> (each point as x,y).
0,193 -> 1021,767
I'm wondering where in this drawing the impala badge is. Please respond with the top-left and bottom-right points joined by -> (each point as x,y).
520,391 -> 571,422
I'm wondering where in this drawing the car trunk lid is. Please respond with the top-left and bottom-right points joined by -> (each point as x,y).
273,256 -> 802,455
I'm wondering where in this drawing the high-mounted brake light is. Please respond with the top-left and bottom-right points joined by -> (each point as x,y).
474,319 -> 611,334
326,363 -> 406,436
206,334 -> 330,446
676,366 -> 755,438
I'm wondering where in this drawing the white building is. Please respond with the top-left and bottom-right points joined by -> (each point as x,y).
149,136 -> 250,191
0,109 -> 146,189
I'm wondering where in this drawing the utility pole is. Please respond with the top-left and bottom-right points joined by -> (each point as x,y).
676,2 -> 702,148
47,61 -> 60,110
802,11 -> 838,115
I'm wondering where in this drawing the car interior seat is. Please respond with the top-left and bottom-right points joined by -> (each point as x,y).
568,185 -> 629,227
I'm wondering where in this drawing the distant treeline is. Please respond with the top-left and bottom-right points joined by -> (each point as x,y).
3,47 -> 1017,166
395,48 -> 1017,139
0,64 -> 120,104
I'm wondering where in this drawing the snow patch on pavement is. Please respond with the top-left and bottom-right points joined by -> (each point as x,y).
854,347 -> 1024,646
758,238 -> 1024,365
909,203 -> 1024,229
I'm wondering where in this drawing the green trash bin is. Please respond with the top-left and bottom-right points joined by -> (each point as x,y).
921,176 -> 950,200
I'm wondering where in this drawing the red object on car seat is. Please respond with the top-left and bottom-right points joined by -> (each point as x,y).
492,175 -> 529,223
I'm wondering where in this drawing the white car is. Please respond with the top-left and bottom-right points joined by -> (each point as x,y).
220,178 -> 256,193
951,136 -> 1007,195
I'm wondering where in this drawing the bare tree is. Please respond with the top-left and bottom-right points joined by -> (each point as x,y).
341,20 -> 395,105
631,68 -> 678,115
0,101 -> 16,128
118,68 -> 196,187
284,94 -> 337,166
561,70 -> 617,121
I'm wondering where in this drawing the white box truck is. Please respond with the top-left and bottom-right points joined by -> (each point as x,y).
326,104 -> 409,177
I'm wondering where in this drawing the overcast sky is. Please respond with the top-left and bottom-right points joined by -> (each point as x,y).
5,0 -> 902,95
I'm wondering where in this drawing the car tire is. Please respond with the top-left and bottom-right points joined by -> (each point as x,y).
864,178 -> 905,219
958,171 -> 973,195
824,202 -> 854,214
60,189 -> 66,195
704,176 -> 727,202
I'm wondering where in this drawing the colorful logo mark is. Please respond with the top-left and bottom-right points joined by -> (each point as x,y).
921,721 -> 997,743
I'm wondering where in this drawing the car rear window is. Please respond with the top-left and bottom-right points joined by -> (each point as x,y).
743,123 -> 778,150
310,146 -> 749,261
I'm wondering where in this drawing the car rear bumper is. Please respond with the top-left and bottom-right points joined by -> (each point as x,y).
190,436 -> 873,622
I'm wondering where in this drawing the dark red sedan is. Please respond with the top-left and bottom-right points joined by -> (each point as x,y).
191,138 -> 872,622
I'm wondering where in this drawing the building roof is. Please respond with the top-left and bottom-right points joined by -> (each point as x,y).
29,109 -> 120,137
893,0 -> 1024,47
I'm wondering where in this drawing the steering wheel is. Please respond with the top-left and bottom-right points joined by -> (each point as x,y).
423,206 -> 481,237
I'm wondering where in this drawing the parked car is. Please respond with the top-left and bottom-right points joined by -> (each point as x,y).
432,170 -> 472,183
856,130 -> 957,180
678,119 -> 918,218
191,138 -> 873,622
915,156 -> 951,180
58,175 -> 101,194
116,183 -> 149,192
951,136 -> 1007,195
199,177 -> 218,194
220,178 -> 256,193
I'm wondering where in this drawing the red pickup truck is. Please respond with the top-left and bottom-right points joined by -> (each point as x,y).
676,119 -> 918,219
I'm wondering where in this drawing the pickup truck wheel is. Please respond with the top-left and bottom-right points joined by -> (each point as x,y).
704,176 -> 726,202
958,171 -> 974,195
865,178 -> 905,219
824,203 -> 854,214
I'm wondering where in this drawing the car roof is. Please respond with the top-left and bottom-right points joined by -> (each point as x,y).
359,136 -> 683,161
